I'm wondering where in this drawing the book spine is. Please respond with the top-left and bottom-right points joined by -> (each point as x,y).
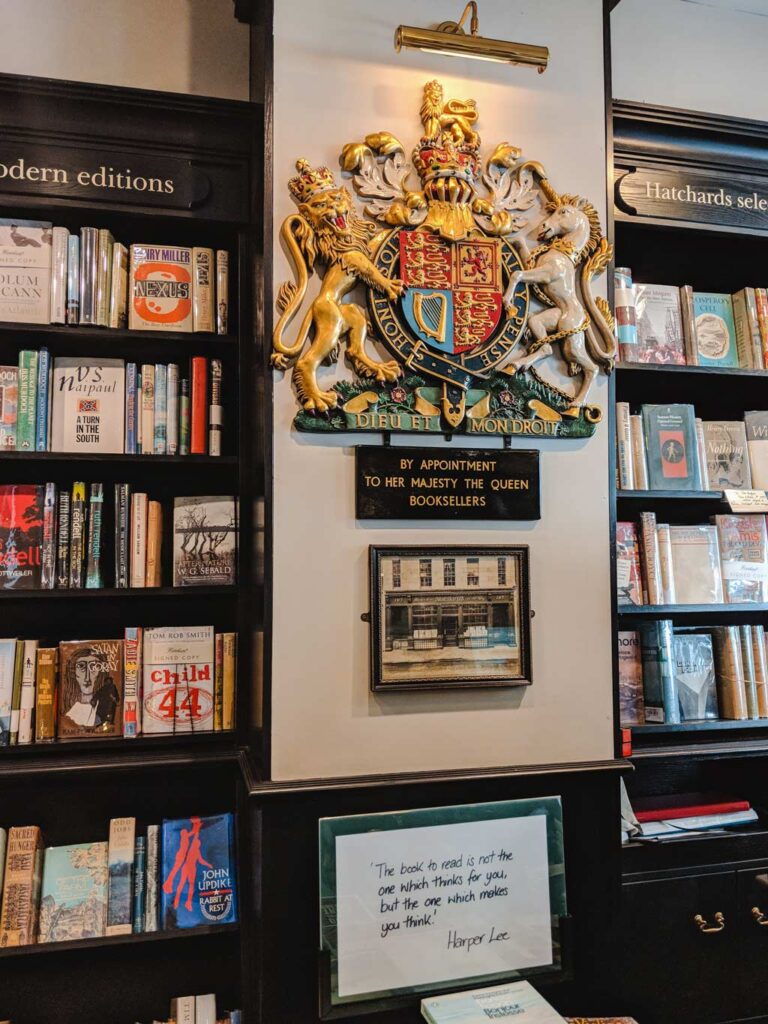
746,288 -> 764,369
108,243 -> 128,330
614,267 -> 637,362
656,523 -> 676,605
179,378 -> 190,455
9,642 -> 23,745
695,418 -> 710,490
145,500 -> 162,588
153,363 -> 167,455
34,347 -> 50,451
167,363 -> 179,456
125,363 -> 137,454
639,511 -> 663,605
209,358 -> 223,457
172,997 -> 196,1024
732,290 -> 754,369
752,625 -> 768,718
85,482 -> 104,588
129,493 -> 148,588
0,826 -> 42,946
214,632 -> 224,730
222,632 -> 237,731
34,647 -> 57,743
629,414 -> 648,490
141,364 -> 155,456
191,357 -> 207,454
216,250 -> 229,335
144,824 -> 159,932
713,625 -> 749,719
106,817 -> 136,936
96,229 -> 113,327
79,227 -> 99,326
756,287 -> 768,369
114,483 -> 130,589
740,623 -> 760,719
640,620 -> 679,724
132,836 -> 146,933
193,247 -> 215,332
17,639 -> 38,745
49,227 -> 68,324
56,491 -> 71,588
680,285 -> 698,365
15,350 -> 38,451
66,234 -> 80,325
123,626 -> 143,738
135,370 -> 142,454
69,481 -> 86,588
41,481 -> 57,590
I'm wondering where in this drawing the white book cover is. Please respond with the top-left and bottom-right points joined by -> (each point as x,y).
616,401 -> 634,489
0,639 -> 17,745
195,994 -> 217,1024
50,227 -> 68,324
130,493 -> 148,588
669,524 -> 724,605
142,625 -> 214,734
17,638 -> 38,745
421,981 -> 565,1024
0,224 -> 52,324
50,357 -> 125,453
745,411 -> 768,489
171,996 -> 196,1024
630,414 -> 649,490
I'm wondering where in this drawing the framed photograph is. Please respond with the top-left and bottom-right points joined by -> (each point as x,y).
369,545 -> 531,692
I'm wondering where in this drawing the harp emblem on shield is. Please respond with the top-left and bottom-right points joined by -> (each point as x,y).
412,291 -> 448,344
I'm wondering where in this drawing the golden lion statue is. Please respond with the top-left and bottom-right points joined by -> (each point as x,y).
271,159 -> 404,413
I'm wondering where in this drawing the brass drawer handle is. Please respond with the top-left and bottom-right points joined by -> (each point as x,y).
752,906 -> 768,926
694,912 -> 725,933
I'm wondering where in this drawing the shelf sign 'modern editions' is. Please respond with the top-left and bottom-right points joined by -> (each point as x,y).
0,143 -> 211,210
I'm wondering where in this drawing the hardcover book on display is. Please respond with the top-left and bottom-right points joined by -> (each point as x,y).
642,404 -> 701,490
0,825 -> 44,946
715,514 -> 768,603
421,981 -> 565,1023
693,292 -> 738,367
160,812 -> 237,930
142,625 -> 215,733
0,484 -> 44,590
745,411 -> 768,488
618,630 -> 644,726
639,619 -> 678,724
0,223 -> 52,324
128,244 -> 193,332
173,496 -> 238,587
668,525 -> 724,605
615,522 -> 644,605
57,639 -> 123,739
50,357 -> 125,453
673,633 -> 718,720
38,842 -> 108,943
702,421 -> 752,489
631,283 -> 686,365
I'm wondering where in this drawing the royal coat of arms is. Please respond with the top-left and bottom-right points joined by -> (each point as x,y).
272,81 -> 615,438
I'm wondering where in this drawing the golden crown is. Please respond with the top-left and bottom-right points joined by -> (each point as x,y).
288,159 -> 337,204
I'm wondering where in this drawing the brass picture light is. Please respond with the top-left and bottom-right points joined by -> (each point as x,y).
395,1 -> 549,73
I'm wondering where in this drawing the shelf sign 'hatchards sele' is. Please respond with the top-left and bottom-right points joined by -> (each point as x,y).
272,81 -> 615,438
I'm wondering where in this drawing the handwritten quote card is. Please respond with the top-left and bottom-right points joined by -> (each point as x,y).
334,814 -> 553,998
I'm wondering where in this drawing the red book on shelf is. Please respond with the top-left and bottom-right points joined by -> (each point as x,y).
633,792 -> 751,823
191,357 -> 207,454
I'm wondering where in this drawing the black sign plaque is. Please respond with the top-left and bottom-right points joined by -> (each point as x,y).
355,446 -> 540,520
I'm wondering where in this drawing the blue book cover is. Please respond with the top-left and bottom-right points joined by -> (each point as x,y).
153,363 -> 167,455
34,347 -> 50,452
160,813 -> 237,929
693,292 -> 739,367
67,234 -> 80,325
38,841 -> 108,943
132,835 -> 146,933
125,363 -> 137,454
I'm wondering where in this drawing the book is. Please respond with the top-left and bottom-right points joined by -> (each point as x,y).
50,357 -> 125,453
193,247 -> 214,333
693,292 -> 738,367
108,242 -> 128,329
85,482 -> 104,588
49,226 -> 68,324
41,481 -> 57,590
222,633 -> 237,731
214,633 -> 224,730
146,500 -> 163,588
216,250 -> 229,335
172,997 -> 196,1024
642,404 -> 700,490
631,283 -> 685,365
669,525 -> 724,604
125,362 -> 138,454
673,633 -> 718,720
34,347 -> 50,451
129,244 -> 193,332
618,630 -> 644,726
57,638 -> 123,739
639,620 -> 678,724
421,981 -> 566,1023
0,365 -> 17,449
66,233 -> 79,325
712,625 -> 749,719
639,511 -> 663,605
15,349 -> 38,451
695,418 -> 710,490
114,483 -> 130,589
167,363 -> 180,456
133,835 -> 147,932
616,401 -> 633,489
179,378 -> 191,455
614,267 -> 637,361
639,809 -> 758,837
0,484 -> 43,589
34,647 -> 57,742
79,226 -> 99,326
145,824 -> 159,933
140,363 -> 155,456
17,639 -> 38,745
680,284 -> 698,365
0,826 -> 43,946
142,626 -> 215,734
731,287 -> 757,368
173,496 -> 238,587
106,817 -> 135,935
56,490 -> 70,588
702,421 -> 751,489
0,223 -> 52,324
657,523 -> 676,604
715,514 -> 768,603
160,812 -> 237,929
9,641 -> 22,745
69,481 -> 86,588
633,793 -> 750,823
154,362 -> 167,454
752,624 -> 768,717
38,842 -> 108,943
191,357 -> 207,454
130,492 -> 148,588
740,623 -> 760,718
616,522 -> 643,605
196,995 -> 217,1024
745,411 -> 768,487
756,287 -> 768,369
209,358 -> 223,456
96,228 -> 114,327
0,639 -> 17,745
123,627 -> 143,738
629,414 -> 649,490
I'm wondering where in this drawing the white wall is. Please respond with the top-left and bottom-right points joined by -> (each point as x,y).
271,0 -> 614,780
0,0 -> 249,100
612,0 -> 768,119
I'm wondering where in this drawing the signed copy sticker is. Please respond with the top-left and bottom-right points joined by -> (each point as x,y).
319,798 -> 565,1004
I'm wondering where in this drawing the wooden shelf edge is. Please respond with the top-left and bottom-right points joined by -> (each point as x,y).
618,603 -> 768,616
0,321 -> 236,344
617,361 -> 768,378
0,452 -> 238,464
0,921 -> 239,959
0,585 -> 239,599
617,489 -> 726,500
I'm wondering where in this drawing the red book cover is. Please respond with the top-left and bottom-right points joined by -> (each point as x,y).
190,357 -> 207,455
660,429 -> 689,478
0,484 -> 44,589
633,792 -> 751,823
616,522 -> 644,605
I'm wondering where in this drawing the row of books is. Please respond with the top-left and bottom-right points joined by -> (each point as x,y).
0,221 -> 228,333
145,994 -> 241,1024
0,627 -> 236,744
619,622 -> 768,726
0,351 -> 224,455
624,791 -> 758,841
0,484 -> 237,590
616,402 -> 768,492
618,512 -> 768,607
0,812 -> 236,947
615,268 -> 768,370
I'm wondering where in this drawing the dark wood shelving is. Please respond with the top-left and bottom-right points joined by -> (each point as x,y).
618,603 -> 768,619
0,452 -> 238,464
0,321 -> 235,345
0,922 -> 239,960
617,489 -> 726,501
633,718 -> 768,736
617,362 -> 768,380
0,585 -> 239,599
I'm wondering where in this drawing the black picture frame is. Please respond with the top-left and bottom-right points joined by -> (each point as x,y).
369,545 -> 532,692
